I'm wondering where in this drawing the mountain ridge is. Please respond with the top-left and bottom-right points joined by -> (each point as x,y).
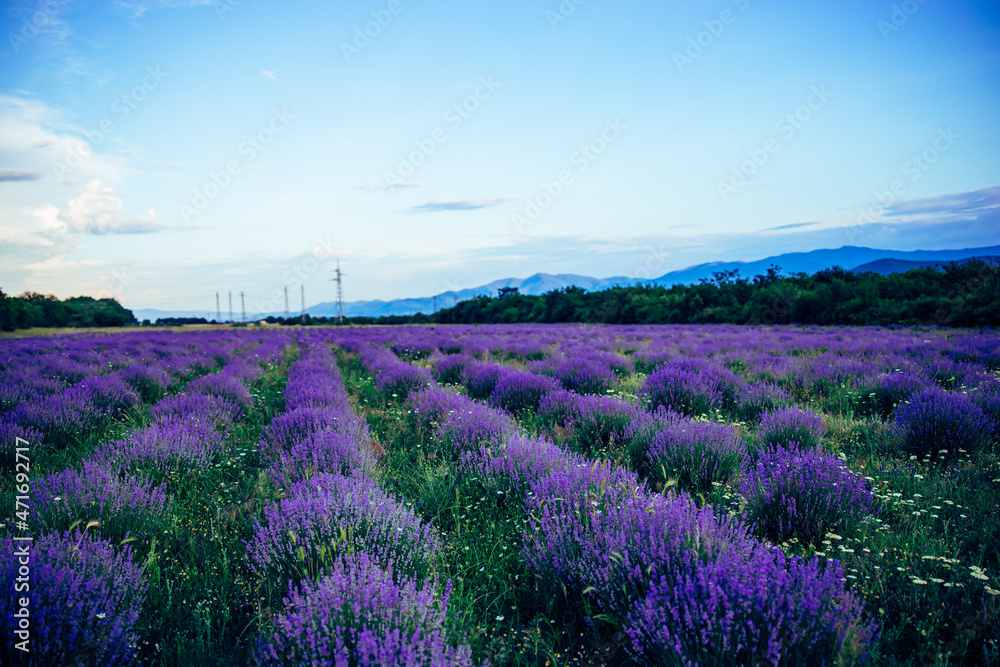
130,243 -> 1000,321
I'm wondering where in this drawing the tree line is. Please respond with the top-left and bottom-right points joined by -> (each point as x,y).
0,291 -> 136,331
363,260 -> 1000,328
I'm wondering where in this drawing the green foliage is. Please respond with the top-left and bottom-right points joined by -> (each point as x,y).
377,260 -> 1000,327
0,289 -> 136,330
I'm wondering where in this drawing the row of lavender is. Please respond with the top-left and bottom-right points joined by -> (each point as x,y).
333,324 -> 1000,457
245,334 -> 479,665
1,332 -> 288,665
1,330 -> 278,460
342,337 -> 878,663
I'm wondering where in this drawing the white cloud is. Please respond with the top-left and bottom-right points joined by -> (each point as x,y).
58,179 -> 165,234
260,70 -> 277,80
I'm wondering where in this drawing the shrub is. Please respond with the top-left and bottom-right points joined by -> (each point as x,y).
266,431 -> 377,490
433,353 -> 473,385
738,444 -> 877,547
645,416 -> 746,494
625,544 -> 876,666
90,418 -> 223,476
489,371 -> 560,414
374,364 -> 433,400
564,395 -> 640,455
461,363 -> 507,400
758,406 -> 825,449
247,473 -> 441,591
257,554 -> 475,667
32,460 -> 172,542
458,435 -> 576,501
150,392 -> 244,428
1,529 -> 147,666
734,381 -> 790,422
894,386 -> 993,460
853,372 -> 934,419
433,403 -> 518,457
639,359 -> 729,416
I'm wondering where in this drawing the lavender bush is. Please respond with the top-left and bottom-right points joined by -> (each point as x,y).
626,543 -> 876,666
738,444 -> 877,546
894,386 -> 993,460
758,406 -> 825,449
89,418 -> 223,477
489,371 -> 560,414
257,553 -> 475,667
247,472 -> 441,590
32,460 -> 172,542
1,529 -> 147,666
645,415 -> 747,494
266,430 -> 377,490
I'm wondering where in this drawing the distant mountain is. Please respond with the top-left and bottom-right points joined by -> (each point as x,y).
645,245 -> 1000,287
849,255 -> 1000,275
133,244 -> 1000,321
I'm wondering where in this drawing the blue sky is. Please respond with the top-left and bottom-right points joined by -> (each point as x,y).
1,0 -> 998,311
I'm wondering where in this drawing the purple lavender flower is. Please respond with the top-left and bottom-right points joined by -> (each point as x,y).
645,416 -> 746,494
854,372 -> 934,419
266,430 -> 377,490
625,543 -> 876,666
758,406 -> 825,449
120,364 -> 175,402
461,362 -> 507,400
375,364 -> 434,400
247,473 -> 441,590
895,386 -> 993,459
639,359 -> 725,416
1,529 -> 147,666
489,371 -> 560,414
537,389 -> 584,428
89,418 -> 223,475
562,395 -> 641,455
407,388 -> 471,432
738,444 -> 877,546
523,485 -> 746,616
433,402 -> 518,456
735,381 -> 791,422
432,353 -> 474,385
259,406 -> 366,458
187,371 -> 253,407
151,391 -> 245,428
530,357 -> 618,395
257,553 -> 475,667
32,460 -> 172,542
458,435 -> 577,500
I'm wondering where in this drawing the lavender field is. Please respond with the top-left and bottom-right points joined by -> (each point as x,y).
2,323 -> 999,666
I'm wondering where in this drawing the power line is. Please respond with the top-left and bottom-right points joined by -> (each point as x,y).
216,293 -> 221,324
228,292 -> 233,325
240,291 -> 246,324
284,286 -> 290,320
300,285 -> 306,324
